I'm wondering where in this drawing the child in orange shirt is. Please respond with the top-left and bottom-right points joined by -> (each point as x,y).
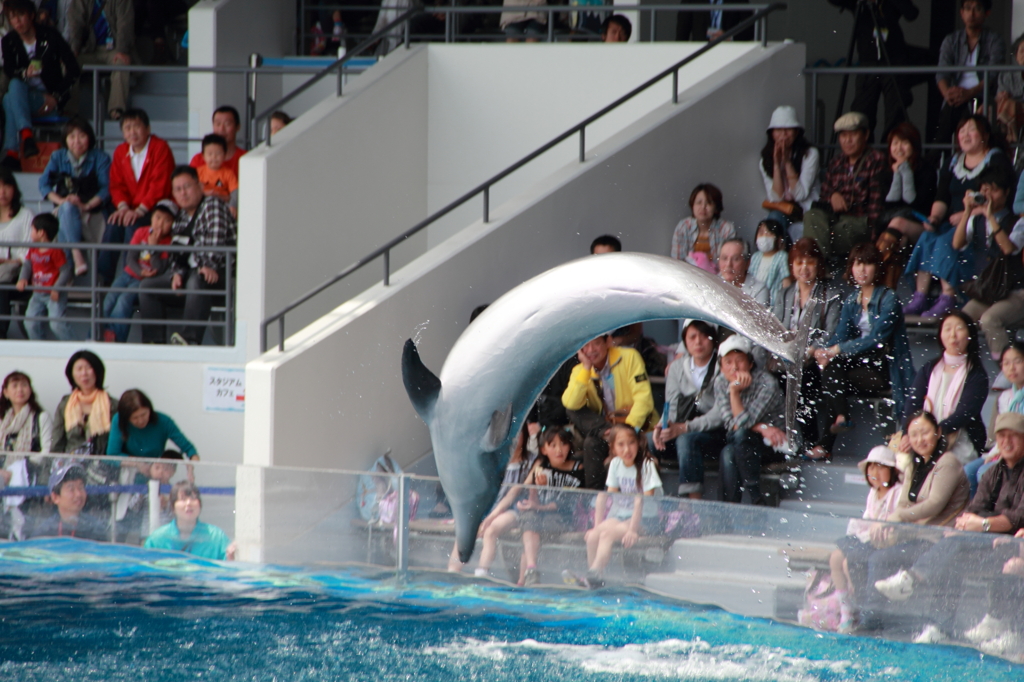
196,134 -> 238,218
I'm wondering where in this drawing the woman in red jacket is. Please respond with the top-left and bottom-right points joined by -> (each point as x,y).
99,108 -> 175,284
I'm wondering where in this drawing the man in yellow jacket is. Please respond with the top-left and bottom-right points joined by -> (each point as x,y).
562,334 -> 654,488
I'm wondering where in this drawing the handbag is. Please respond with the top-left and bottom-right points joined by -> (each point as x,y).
674,356 -> 717,424
962,252 -> 1020,305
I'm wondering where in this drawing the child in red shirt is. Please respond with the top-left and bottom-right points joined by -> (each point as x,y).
16,214 -> 71,340
102,203 -> 175,343
196,134 -> 238,219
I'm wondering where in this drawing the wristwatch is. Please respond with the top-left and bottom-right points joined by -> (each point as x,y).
982,518 -> 991,533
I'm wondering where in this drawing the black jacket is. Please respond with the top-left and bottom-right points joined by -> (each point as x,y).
1,24 -> 81,107
903,356 -> 989,455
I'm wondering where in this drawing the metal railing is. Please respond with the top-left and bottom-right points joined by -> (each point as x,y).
77,62 -> 359,154
297,2 -> 774,51
259,3 -> 775,146
259,2 -> 786,352
802,63 -> 1024,151
254,7 -> 421,146
0,240 -> 236,345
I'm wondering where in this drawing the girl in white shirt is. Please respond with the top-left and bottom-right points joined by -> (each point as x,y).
577,425 -> 662,588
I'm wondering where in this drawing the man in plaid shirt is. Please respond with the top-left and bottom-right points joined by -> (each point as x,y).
712,335 -> 787,506
138,166 -> 237,345
803,112 -> 890,260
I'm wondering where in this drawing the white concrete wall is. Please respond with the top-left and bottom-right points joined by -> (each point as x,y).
244,42 -> 805,471
238,42 -> 766,362
0,341 -> 246,464
188,0 -> 296,159
424,42 -> 760,247
236,46 -> 430,362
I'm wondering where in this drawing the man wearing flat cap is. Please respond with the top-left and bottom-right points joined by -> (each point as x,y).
803,112 -> 891,262
872,411 -> 1024,646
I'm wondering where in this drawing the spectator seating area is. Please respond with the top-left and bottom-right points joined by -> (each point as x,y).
5,0 -> 1024,662
0,352 -> 239,559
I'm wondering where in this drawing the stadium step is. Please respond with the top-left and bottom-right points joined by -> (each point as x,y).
645,569 -> 807,619
791,462 -> 868,506
649,533 -> 837,619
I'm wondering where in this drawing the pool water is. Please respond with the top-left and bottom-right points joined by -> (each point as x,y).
0,538 -> 1020,681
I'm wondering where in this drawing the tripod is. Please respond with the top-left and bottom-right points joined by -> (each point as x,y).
830,0 -> 910,157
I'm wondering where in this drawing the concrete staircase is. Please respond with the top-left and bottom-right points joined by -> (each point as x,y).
644,533 -> 836,620
99,70 -> 190,163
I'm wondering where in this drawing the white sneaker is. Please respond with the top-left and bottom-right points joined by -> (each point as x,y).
912,624 -> 947,644
874,569 -> 915,601
981,631 -> 1024,661
473,567 -> 489,578
966,614 -> 1010,644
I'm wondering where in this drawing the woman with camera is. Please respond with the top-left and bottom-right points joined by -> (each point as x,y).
903,114 -> 1014,319
957,164 -> 1024,360
38,117 -> 111,277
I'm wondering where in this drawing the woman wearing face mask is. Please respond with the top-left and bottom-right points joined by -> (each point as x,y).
809,243 -> 915,461
670,183 -> 735,273
900,311 -> 988,466
773,238 -> 842,445
748,219 -> 790,309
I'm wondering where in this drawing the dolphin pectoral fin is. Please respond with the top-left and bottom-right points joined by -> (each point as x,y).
481,404 -> 513,453
402,339 -> 441,421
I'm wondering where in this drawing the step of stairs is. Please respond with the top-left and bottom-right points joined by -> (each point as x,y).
791,462 -> 870,506
647,533 -> 837,620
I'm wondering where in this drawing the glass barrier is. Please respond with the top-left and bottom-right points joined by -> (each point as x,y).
0,452 -> 237,548
3,453 -> 1022,660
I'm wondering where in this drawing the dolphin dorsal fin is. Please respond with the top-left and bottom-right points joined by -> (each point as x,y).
481,404 -> 513,452
402,339 -> 441,421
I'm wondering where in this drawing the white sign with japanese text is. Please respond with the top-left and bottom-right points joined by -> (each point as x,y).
203,366 -> 245,412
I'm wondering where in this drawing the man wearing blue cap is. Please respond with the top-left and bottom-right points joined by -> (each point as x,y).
29,463 -> 109,541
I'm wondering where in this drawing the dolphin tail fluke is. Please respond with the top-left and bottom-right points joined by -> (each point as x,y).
785,289 -> 822,451
402,339 -> 441,421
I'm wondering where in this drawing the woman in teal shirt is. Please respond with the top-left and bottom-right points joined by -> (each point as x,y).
144,481 -> 235,560
107,389 -> 198,459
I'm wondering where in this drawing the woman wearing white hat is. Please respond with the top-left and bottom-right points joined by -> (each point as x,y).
759,105 -> 820,231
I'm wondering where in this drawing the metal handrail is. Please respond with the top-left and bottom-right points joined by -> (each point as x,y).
297,2 -> 774,51
75,62 -> 369,154
0,240 -> 236,344
253,7 -> 422,146
259,2 -> 786,352
803,62 -> 1020,150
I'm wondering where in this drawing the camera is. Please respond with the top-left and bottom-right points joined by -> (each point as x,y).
971,192 -> 987,205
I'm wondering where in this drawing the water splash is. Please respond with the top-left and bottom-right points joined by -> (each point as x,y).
413,320 -> 430,345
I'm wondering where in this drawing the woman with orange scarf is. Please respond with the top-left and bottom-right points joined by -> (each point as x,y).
51,350 -> 118,455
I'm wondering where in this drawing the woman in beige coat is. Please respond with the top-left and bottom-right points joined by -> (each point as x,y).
858,410 -> 969,630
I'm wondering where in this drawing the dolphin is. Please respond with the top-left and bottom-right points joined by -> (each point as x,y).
403,252 -> 810,562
